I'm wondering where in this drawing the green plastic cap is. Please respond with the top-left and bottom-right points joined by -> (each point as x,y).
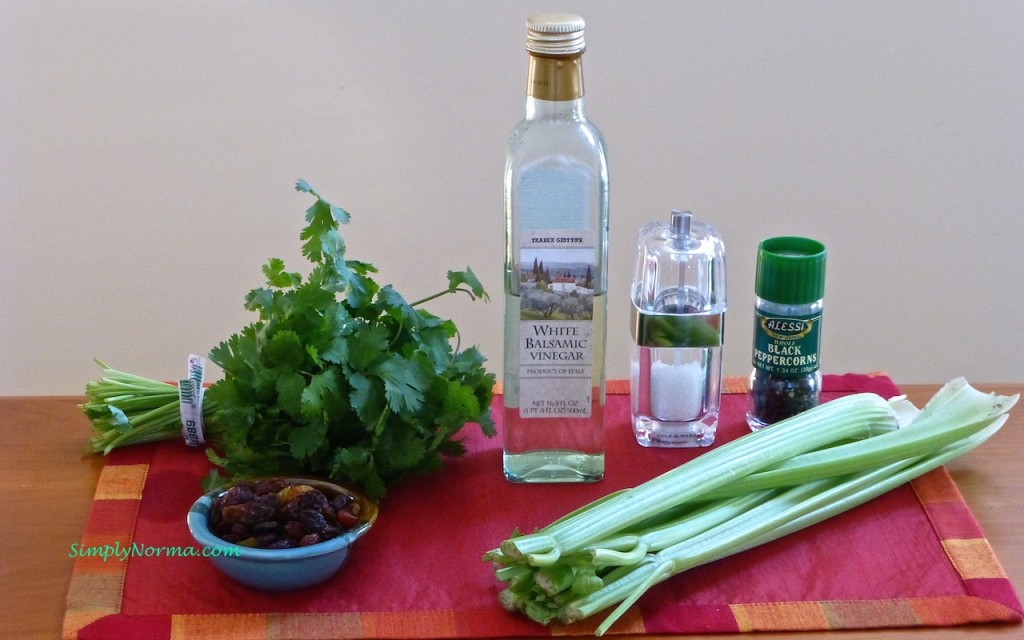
755,237 -> 826,304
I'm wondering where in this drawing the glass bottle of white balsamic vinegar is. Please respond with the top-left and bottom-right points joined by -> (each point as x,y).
503,13 -> 609,483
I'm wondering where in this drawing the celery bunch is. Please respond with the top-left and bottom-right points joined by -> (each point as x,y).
484,379 -> 1017,635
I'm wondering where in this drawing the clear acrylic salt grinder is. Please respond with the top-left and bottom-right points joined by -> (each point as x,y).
629,210 -> 726,447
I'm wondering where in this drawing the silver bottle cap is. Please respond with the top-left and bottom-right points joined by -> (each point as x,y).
526,13 -> 586,55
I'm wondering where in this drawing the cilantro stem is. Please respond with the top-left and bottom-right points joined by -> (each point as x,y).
80,361 -> 223,455
409,286 -> 479,307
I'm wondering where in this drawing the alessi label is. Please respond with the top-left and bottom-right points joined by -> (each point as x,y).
760,317 -> 814,340
752,311 -> 822,377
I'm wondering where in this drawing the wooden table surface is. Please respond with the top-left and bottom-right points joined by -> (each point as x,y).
2,383 -> 1021,640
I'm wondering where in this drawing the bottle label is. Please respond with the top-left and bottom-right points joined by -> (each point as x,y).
517,166 -> 595,418
751,310 -> 822,377
518,320 -> 593,418
519,167 -> 590,228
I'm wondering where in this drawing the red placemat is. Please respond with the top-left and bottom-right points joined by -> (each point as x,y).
63,374 -> 1022,639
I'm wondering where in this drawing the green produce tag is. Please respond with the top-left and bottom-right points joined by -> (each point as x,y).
751,311 -> 821,377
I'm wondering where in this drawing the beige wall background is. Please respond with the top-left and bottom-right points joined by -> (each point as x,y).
2,1 -> 1022,395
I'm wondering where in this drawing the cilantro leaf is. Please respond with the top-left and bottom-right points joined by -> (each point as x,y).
377,285 -> 421,330
349,372 -> 386,428
340,260 -> 377,307
300,206 -> 345,264
244,287 -> 276,317
264,330 -> 305,369
375,424 -> 426,471
440,381 -> 483,429
414,322 -> 456,372
374,353 -> 430,415
288,420 -> 328,459
347,323 -> 389,371
331,446 -> 387,499
275,371 -> 306,420
263,257 -> 302,288
301,369 -> 341,420
447,266 -> 489,301
106,405 -> 131,433
320,334 -> 349,365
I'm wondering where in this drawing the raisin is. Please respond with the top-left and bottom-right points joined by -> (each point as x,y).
330,494 -> 354,513
283,520 -> 305,540
336,508 -> 359,528
276,483 -> 315,506
299,510 -> 328,534
219,483 -> 256,507
255,477 -> 289,495
291,490 -> 328,512
320,523 -> 340,540
221,502 -> 275,525
252,520 -> 280,535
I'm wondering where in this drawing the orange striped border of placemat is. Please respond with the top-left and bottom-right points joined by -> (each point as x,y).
166,609 -> 543,640
912,466 -> 1022,621
62,460 -> 149,639
726,468 -> 1022,633
163,608 -> 642,639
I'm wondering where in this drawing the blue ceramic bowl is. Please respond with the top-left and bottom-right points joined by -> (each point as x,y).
187,477 -> 378,591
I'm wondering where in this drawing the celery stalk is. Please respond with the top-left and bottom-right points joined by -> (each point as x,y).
501,393 -> 898,562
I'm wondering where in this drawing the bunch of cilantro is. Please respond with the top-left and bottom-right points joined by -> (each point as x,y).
202,180 -> 495,499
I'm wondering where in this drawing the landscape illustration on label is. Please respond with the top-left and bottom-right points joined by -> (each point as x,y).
518,247 -> 596,321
